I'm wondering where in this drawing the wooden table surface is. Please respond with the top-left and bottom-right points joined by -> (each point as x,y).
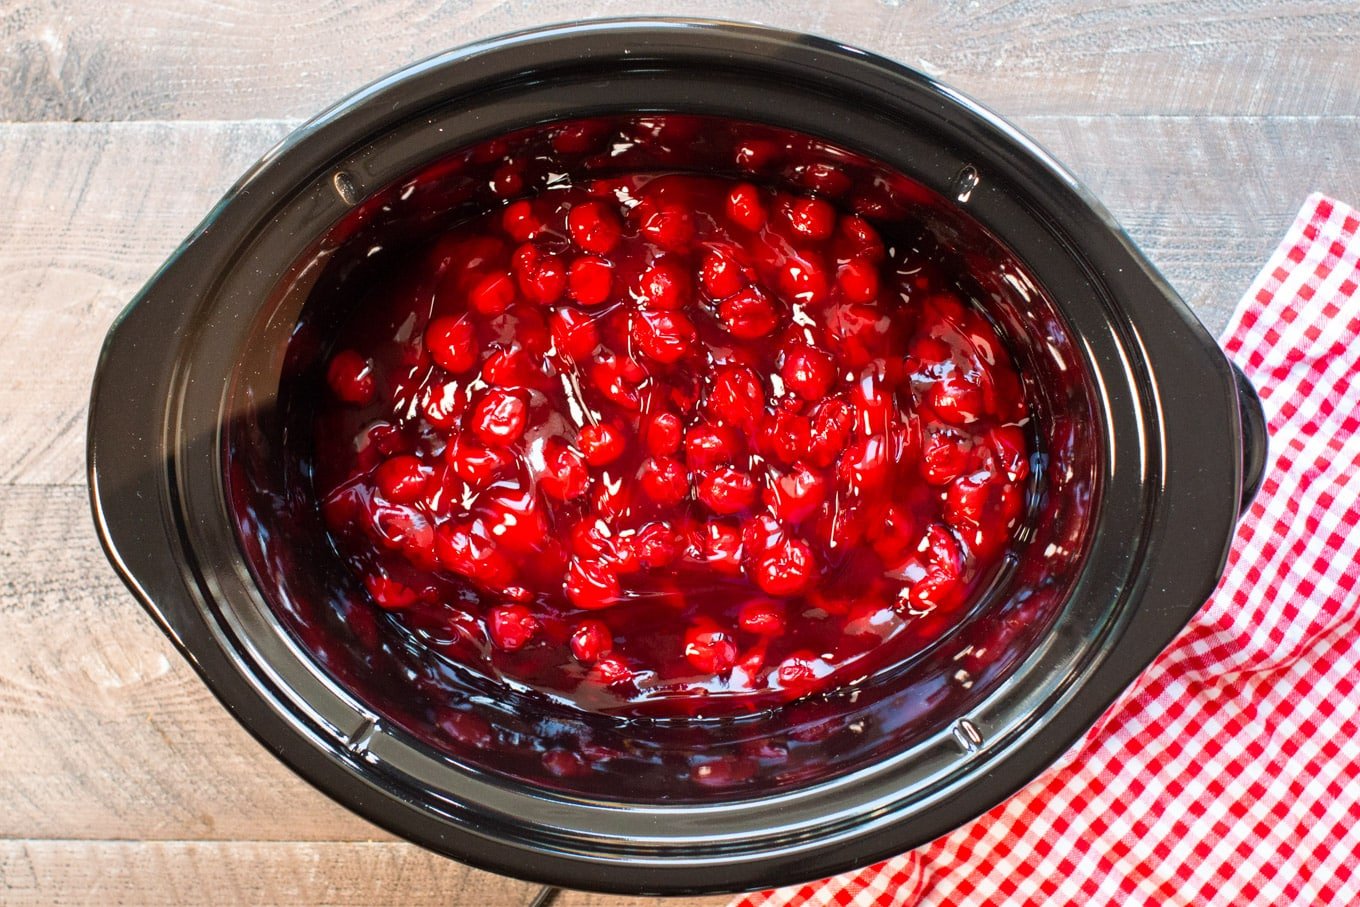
2,1 -> 1357,904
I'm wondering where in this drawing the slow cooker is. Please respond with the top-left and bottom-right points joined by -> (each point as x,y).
88,20 -> 1266,895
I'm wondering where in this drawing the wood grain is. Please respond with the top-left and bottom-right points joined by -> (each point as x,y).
0,839 -> 728,907
0,840 -> 542,906
0,120 -> 292,487
2,116 -> 1356,487
0,486 -> 731,904
0,0 -> 1355,122
0,486 -> 377,841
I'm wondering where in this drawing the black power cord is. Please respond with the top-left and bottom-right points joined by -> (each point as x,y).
527,886 -> 562,907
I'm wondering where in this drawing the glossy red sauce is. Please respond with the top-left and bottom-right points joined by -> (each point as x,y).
312,171 -> 1031,718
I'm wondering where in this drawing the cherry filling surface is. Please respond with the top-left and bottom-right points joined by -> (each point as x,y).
312,171 -> 1031,716
227,115 -> 1100,798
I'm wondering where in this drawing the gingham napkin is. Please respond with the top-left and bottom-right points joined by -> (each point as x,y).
733,194 -> 1360,906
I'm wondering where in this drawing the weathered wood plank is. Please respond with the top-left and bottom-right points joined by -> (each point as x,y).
0,0 -> 1356,122
0,485 -> 391,841
0,838 -> 730,907
2,116 -> 1355,486
0,839 -> 543,906
0,494 -> 735,901
0,120 -> 292,487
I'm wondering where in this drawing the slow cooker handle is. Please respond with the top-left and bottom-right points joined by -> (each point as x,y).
1233,364 -> 1268,517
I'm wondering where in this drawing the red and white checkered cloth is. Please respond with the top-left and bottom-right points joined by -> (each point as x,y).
732,193 -> 1360,907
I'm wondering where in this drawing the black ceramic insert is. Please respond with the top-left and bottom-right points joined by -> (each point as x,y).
88,20 -> 1265,895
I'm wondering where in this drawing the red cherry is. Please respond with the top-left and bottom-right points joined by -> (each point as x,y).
568,254 -> 614,305
837,434 -> 892,491
511,241 -> 540,276
922,430 -> 972,485
726,182 -> 767,230
777,256 -> 829,304
501,199 -> 542,242
850,368 -> 898,435
930,373 -> 985,425
553,121 -> 605,153
643,411 -> 683,456
697,466 -> 757,515
684,422 -> 742,471
446,434 -> 513,485
785,196 -> 836,240
838,257 -> 880,303
487,604 -> 538,651
798,162 -> 852,197
577,422 -> 627,466
480,345 -> 540,388
632,308 -> 696,364
418,380 -> 467,429
718,287 -> 780,338
706,365 -> 764,427
639,456 -> 689,505
592,654 -> 634,686
570,619 -> 613,664
702,520 -> 745,574
925,523 -> 965,578
590,351 -> 645,410
434,519 -> 513,588
363,573 -> 418,610
700,248 -> 748,298
837,215 -> 886,262
738,599 -> 786,636
373,454 -> 427,504
684,622 -> 738,674
476,483 -> 548,552
490,162 -> 524,198
630,521 -> 679,568
635,259 -> 692,310
371,502 -> 434,556
538,440 -> 589,501
327,350 -> 375,405
569,518 -> 615,562
590,476 -> 634,521
516,253 -> 566,305
764,464 -> 827,523
566,558 -> 622,610
944,470 -> 996,528
827,302 -> 887,368
468,388 -> 528,447
468,271 -> 517,315
752,536 -> 815,596
637,202 -> 694,251
759,408 -> 811,466
806,398 -> 855,468
549,306 -> 601,360
781,345 -> 836,401
988,425 -> 1030,482
504,305 -> 551,356
775,650 -> 827,696
867,502 -> 917,562
734,139 -> 781,171
567,199 -> 622,254
908,568 -> 961,613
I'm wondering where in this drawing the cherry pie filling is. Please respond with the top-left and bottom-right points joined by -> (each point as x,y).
313,170 -> 1033,718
